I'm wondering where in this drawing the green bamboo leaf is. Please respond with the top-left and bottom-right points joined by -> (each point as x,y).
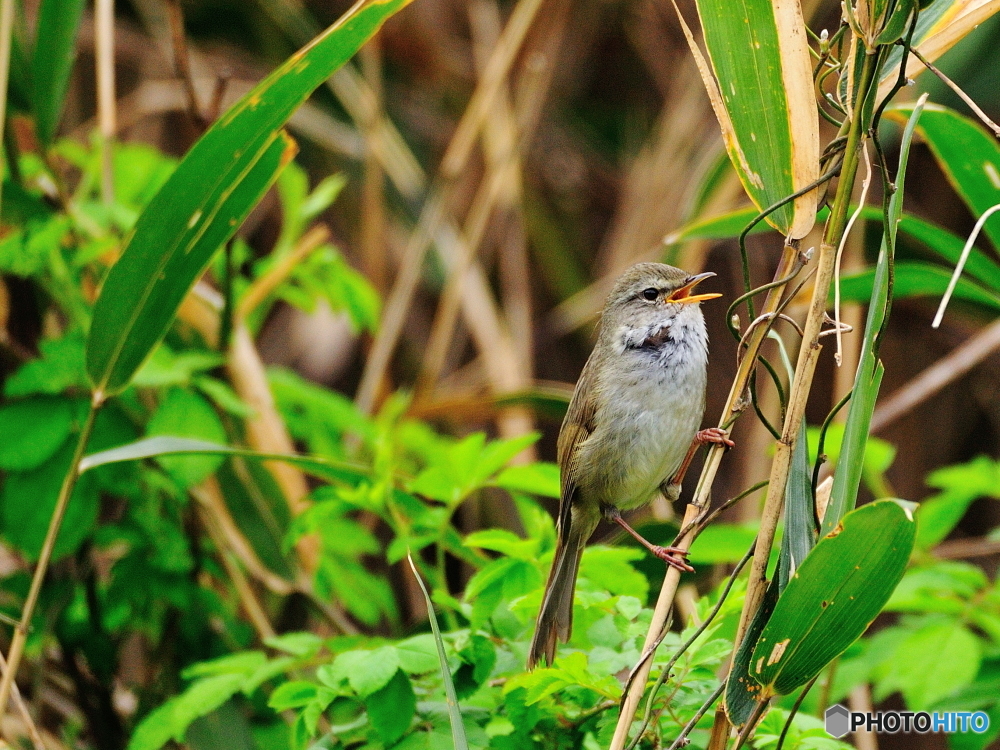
725,576 -> 779,726
839,262 -> 1000,312
692,0 -> 818,237
750,499 -> 917,697
32,0 -> 86,146
78,435 -> 368,485
780,422 -> 814,590
891,104 -> 1000,251
86,0 -> 412,396
87,131 -> 296,397
822,97 -> 926,534
406,554 -> 469,750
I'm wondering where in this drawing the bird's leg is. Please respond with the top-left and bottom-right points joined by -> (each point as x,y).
669,427 -> 736,490
602,505 -> 695,573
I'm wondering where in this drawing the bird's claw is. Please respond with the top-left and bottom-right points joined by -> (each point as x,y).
695,427 -> 735,449
651,545 -> 695,573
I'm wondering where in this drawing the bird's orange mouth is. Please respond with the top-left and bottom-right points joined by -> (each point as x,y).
667,272 -> 722,304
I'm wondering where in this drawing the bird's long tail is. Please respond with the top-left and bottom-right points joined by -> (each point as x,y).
527,517 -> 593,669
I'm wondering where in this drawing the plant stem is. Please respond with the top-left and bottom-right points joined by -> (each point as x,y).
0,395 -> 101,729
711,46 -> 881,749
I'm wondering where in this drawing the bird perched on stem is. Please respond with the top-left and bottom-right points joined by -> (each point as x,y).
527,262 -> 731,669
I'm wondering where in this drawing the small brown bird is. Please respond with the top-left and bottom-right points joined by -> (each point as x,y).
527,263 -> 730,669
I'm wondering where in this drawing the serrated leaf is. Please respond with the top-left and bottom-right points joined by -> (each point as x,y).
349,646 -> 400,698
492,463 -> 560,498
365,670 -> 416,745
0,396 -> 74,471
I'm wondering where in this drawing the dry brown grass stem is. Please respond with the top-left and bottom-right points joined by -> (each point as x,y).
95,0 -> 117,204
472,0 -> 534,388
0,650 -> 45,750
356,0 -> 550,414
552,62 -> 724,335
872,316 -> 1000,433
193,484 -> 277,640
439,0 -> 546,179
0,0 -> 15,216
359,39 -> 389,292
189,480 -> 295,597
237,225 -> 331,321
165,0 -> 204,128
178,286 -> 359,634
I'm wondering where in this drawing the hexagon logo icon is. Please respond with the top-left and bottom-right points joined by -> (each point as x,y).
825,704 -> 851,738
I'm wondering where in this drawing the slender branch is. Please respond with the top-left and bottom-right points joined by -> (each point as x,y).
626,542 -> 756,750
0,0 -> 15,215
0,397 -> 101,729
872,317 -> 1000,432
95,0 -> 116,205
911,47 -> 1000,137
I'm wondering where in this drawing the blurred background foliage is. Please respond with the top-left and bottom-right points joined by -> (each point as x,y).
0,0 -> 998,748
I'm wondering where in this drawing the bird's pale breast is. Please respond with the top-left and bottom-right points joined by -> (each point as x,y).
575,312 -> 709,510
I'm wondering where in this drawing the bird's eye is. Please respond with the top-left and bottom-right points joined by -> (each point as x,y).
642,288 -> 658,301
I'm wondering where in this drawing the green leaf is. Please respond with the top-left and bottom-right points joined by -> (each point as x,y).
781,421 -> 815,588
365,669 -> 416,745
578,546 -> 648,599
79,435 -> 369,485
128,673 -> 245,750
5,333 -> 88,397
132,346 -> 225,388
268,681 -> 319,711
1,439 -> 98,562
349,646 -> 400,698
694,0 -> 817,237
492,463 -> 560,498
146,388 -> 227,487
893,103 -> 1000,252
0,396 -> 74,470
750,500 -> 916,696
463,529 -> 537,561
664,205 -> 774,244
264,631 -> 324,657
880,619 -> 982,710
87,131 -> 294,397
688,523 -> 759,565
86,0 -> 412,396
32,0 -> 87,146
182,651 -> 266,679
726,576 -> 780,726
839,262 -> 1000,313
396,634 -> 440,674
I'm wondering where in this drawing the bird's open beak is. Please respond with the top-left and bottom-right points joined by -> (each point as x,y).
667,272 -> 722,304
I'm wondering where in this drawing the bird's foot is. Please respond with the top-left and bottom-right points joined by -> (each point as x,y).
651,545 -> 695,573
695,427 -> 735,449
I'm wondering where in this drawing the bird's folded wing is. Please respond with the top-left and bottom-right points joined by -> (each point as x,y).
555,357 -> 598,542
